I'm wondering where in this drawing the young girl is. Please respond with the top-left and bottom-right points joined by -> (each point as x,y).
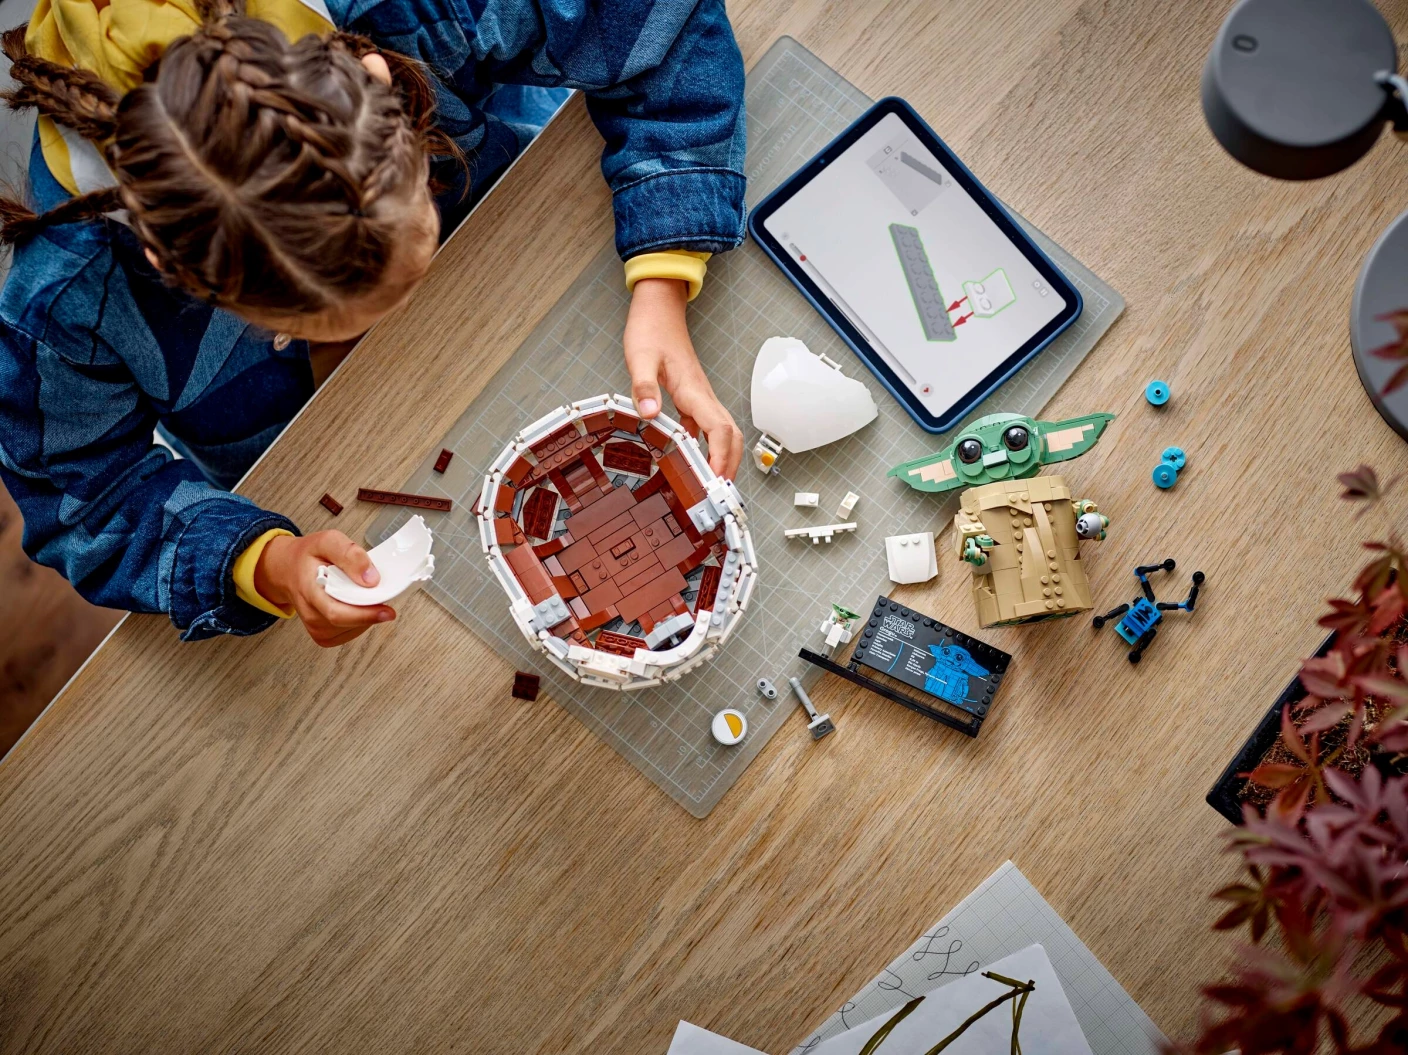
0,0 -> 746,647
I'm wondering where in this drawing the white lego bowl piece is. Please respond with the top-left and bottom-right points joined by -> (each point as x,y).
317,515 -> 435,605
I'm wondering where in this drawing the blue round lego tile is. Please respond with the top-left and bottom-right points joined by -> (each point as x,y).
1161,446 -> 1186,470
1145,380 -> 1170,406
1152,462 -> 1178,488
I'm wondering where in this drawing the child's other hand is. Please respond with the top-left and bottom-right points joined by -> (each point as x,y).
254,531 -> 395,647
624,277 -> 743,479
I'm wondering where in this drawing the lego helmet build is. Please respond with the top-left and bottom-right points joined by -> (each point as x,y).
751,336 -> 878,472
477,394 -> 757,691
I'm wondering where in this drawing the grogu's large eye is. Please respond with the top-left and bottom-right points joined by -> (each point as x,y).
1003,425 -> 1030,451
956,438 -> 983,464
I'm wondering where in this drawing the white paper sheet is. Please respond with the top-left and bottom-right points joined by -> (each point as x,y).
667,1021 -> 772,1055
794,862 -> 1163,1055
812,944 -> 1092,1055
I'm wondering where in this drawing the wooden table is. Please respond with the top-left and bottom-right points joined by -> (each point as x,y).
3,2 -> 1406,1051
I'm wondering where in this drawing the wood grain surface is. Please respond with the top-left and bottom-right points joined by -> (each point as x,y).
0,487 -> 120,758
3,1 -> 1407,1051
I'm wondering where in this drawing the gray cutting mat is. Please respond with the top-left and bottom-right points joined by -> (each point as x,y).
792,861 -> 1164,1055
368,37 -> 1125,817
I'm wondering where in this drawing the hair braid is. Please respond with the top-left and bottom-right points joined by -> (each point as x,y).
0,25 -> 119,140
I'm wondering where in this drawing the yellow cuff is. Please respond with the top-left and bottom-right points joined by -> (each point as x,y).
623,250 -> 712,302
232,528 -> 297,619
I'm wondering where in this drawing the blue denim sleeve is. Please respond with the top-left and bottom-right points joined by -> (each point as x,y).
579,0 -> 747,258
0,323 -> 298,641
335,0 -> 747,259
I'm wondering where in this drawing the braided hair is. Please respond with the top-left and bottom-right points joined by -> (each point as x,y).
0,0 -> 460,316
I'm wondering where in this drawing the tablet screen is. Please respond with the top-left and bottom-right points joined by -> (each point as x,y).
760,110 -> 1071,424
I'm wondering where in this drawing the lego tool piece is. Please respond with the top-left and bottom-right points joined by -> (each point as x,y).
358,488 -> 453,512
1145,380 -> 1170,406
319,493 -> 343,516
788,677 -> 835,740
511,671 -> 541,701
711,709 -> 748,745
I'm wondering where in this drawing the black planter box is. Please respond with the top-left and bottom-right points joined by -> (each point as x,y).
1206,632 -> 1335,824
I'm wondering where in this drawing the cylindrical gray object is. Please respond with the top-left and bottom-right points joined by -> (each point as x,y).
1201,0 -> 1397,179
1351,210 -> 1408,440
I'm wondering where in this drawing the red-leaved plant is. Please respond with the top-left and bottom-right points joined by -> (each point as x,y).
1185,467 -> 1408,1054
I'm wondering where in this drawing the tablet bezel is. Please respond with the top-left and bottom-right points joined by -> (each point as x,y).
748,96 -> 1083,434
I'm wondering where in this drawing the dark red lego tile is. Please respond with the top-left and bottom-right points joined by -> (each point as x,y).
595,630 -> 648,657
511,672 -> 541,701
358,488 -> 453,512
519,487 -> 558,541
433,448 -> 454,474
319,493 -> 343,516
602,441 -> 653,476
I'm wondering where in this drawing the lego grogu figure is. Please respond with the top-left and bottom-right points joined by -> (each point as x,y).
888,412 -> 1114,628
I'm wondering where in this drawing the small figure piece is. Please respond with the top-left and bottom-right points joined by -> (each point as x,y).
788,676 -> 835,740
433,448 -> 454,474
794,491 -> 819,507
756,677 -> 779,700
711,708 -> 748,745
751,337 -> 877,473
784,522 -> 858,544
1145,380 -> 1170,406
888,412 -> 1114,628
1093,559 -> 1205,663
357,487 -> 453,512
836,490 -> 860,518
885,531 -> 938,584
820,603 -> 860,652
319,492 -> 343,516
511,671 -> 541,701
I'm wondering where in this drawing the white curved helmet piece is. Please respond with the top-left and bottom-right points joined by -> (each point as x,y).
750,337 -> 878,472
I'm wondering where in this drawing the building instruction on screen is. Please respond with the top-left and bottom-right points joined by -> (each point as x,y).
763,112 -> 1066,418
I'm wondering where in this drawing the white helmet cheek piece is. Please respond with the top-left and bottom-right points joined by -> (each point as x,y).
749,337 -> 878,473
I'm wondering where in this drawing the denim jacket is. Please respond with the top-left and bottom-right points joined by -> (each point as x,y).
0,0 -> 746,640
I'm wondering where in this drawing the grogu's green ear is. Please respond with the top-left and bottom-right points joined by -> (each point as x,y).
1037,413 -> 1115,464
887,446 -> 964,493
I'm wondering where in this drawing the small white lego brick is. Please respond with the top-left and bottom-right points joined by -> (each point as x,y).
724,516 -> 744,551
885,531 -> 939,584
784,522 -> 858,544
836,491 -> 860,518
794,492 -> 819,507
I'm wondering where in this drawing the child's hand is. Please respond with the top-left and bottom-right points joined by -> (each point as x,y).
624,277 -> 743,479
254,531 -> 396,647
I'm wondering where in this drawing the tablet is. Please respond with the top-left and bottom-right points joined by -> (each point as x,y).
749,98 -> 1083,433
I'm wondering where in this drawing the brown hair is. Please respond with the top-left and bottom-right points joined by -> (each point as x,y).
0,0 -> 459,317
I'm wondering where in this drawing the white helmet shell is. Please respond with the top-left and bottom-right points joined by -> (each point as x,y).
751,337 -> 878,455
